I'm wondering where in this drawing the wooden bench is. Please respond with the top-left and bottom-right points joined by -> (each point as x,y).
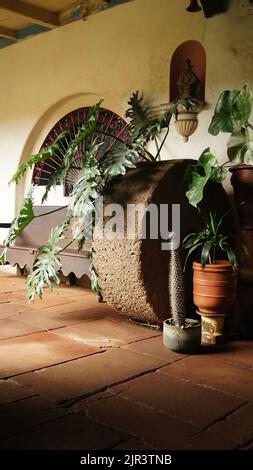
0,206 -> 91,283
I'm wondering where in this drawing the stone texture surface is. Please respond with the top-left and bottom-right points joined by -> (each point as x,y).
93,160 -> 230,324
0,272 -> 252,450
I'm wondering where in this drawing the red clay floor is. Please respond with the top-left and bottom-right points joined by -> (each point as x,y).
0,269 -> 252,450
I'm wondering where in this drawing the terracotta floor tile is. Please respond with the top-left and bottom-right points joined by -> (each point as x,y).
207,341 -> 253,369
10,304 -> 78,329
42,304 -> 119,325
159,355 -> 253,401
15,349 -> 167,402
51,318 -> 159,348
0,302 -> 38,320
0,318 -> 43,340
0,379 -> 34,406
0,276 -> 26,293
0,396 -> 67,439
113,438 -> 151,450
0,331 -> 100,378
109,371 -> 244,428
0,414 -> 121,450
184,430 -> 237,450
123,335 -> 184,362
0,292 -> 25,304
85,394 -> 200,449
13,291 -> 78,308
208,402 -> 253,445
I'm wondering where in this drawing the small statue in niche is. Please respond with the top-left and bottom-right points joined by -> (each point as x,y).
176,59 -> 202,100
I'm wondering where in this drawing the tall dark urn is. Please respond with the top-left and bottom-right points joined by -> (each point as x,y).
230,165 -> 253,283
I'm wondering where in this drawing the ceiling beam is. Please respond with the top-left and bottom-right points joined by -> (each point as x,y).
0,0 -> 59,29
0,25 -> 16,39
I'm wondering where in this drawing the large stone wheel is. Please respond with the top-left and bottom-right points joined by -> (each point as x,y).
93,160 -> 230,325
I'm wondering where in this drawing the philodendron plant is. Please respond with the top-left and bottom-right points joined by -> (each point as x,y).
209,84 -> 253,165
184,85 -> 253,210
0,92 -> 195,302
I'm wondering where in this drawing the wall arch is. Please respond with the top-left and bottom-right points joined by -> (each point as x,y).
169,40 -> 206,102
16,93 -> 126,212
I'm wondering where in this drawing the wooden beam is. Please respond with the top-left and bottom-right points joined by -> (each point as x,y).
0,0 -> 59,28
0,25 -> 16,39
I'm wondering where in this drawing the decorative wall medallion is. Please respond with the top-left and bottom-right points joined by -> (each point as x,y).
32,107 -> 128,196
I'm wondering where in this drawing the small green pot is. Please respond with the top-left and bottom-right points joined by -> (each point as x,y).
163,318 -> 201,353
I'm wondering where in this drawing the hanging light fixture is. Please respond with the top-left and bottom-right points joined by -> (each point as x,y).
186,0 -> 202,13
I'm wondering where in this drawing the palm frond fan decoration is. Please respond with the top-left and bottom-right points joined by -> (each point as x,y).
32,107 -> 129,196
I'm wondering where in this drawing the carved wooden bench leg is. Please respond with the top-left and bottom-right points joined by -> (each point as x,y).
17,266 -> 25,276
66,272 -> 76,286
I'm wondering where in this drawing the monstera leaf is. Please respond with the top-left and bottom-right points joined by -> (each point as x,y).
209,85 -> 253,135
185,148 -> 226,208
10,132 -> 69,185
26,220 -> 70,302
0,192 -> 35,264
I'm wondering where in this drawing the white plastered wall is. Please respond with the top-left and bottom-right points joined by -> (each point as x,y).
0,0 -> 253,242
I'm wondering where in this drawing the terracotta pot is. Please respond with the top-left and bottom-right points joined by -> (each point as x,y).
193,260 -> 237,315
230,165 -> 253,282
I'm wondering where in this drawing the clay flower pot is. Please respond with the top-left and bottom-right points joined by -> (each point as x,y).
193,260 -> 237,315
163,318 -> 201,353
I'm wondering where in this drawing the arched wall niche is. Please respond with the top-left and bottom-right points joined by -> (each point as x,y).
16,93 -> 126,212
170,40 -> 206,103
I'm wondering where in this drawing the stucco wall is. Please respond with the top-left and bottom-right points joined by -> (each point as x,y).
0,0 -> 253,240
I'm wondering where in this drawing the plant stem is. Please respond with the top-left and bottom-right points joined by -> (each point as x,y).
56,239 -> 74,255
96,129 -> 125,144
155,127 -> 170,161
213,247 -> 216,264
34,206 -> 68,219
247,122 -> 253,131
154,137 -> 160,160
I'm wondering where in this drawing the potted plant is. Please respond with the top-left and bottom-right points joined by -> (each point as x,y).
208,84 -> 253,282
0,92 -> 196,304
163,246 -> 201,353
183,148 -> 244,342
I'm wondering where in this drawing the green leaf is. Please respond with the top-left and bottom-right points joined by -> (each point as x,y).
243,141 -> 253,165
125,91 -> 151,140
183,242 -> 202,271
183,231 -> 205,249
209,85 -> 253,135
201,241 -> 213,267
41,100 -> 103,204
185,148 -> 221,207
2,191 -> 35,249
227,128 -> 250,163
100,142 -> 138,180
10,131 -> 69,185
26,219 -> 70,302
